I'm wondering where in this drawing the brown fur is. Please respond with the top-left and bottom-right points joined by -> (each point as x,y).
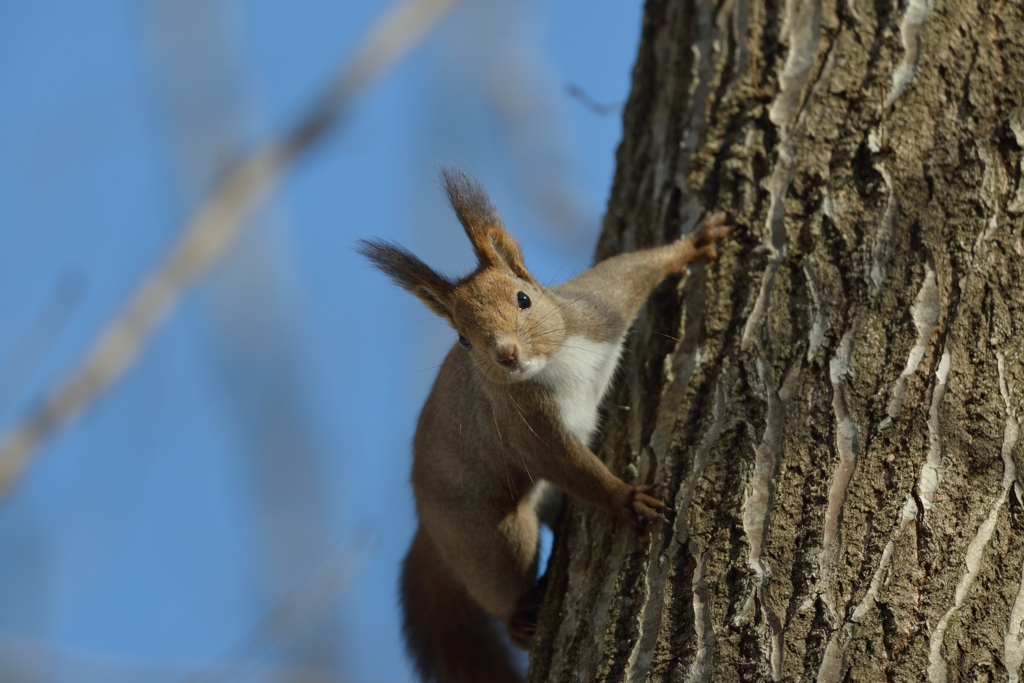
400,528 -> 522,683
358,168 -> 728,683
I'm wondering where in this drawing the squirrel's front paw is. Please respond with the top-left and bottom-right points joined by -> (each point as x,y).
695,212 -> 730,246
621,484 -> 669,530
675,213 -> 730,268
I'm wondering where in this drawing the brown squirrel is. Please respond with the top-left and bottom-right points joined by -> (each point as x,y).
358,168 -> 728,683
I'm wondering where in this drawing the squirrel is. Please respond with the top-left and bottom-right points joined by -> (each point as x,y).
358,168 -> 729,683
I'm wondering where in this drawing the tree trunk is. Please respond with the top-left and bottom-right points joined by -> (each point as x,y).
528,0 -> 1024,680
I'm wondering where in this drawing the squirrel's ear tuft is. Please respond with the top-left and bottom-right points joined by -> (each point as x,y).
484,228 -> 534,283
438,165 -> 535,283
357,239 -> 456,322
439,166 -> 501,263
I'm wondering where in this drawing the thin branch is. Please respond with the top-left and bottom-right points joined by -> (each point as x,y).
0,0 -> 464,497
563,84 -> 621,116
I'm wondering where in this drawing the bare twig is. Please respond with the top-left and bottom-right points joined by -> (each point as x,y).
563,84 -> 621,116
151,0 -> 344,669
0,0 -> 464,497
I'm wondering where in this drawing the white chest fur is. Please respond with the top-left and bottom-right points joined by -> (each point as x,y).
536,335 -> 625,445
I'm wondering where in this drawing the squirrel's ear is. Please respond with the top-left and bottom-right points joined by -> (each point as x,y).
439,166 -> 535,283
484,228 -> 534,283
357,239 -> 455,322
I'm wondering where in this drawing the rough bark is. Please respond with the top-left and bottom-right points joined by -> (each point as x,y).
528,0 -> 1024,680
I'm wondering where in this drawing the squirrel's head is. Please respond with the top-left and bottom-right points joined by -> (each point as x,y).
358,167 -> 566,384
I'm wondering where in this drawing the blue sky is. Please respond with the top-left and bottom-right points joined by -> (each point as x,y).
0,1 -> 642,680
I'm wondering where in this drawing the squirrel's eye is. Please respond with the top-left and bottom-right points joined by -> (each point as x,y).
458,335 -> 472,350
517,292 -> 531,310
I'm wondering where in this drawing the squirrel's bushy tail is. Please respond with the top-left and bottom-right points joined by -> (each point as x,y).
400,527 -> 522,683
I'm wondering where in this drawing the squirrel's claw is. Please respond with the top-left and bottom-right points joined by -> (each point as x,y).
672,213 -> 731,272
695,212 -> 731,244
623,483 -> 669,530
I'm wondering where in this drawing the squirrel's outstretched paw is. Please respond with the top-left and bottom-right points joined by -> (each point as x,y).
674,213 -> 730,270
622,483 -> 669,531
695,212 -> 730,244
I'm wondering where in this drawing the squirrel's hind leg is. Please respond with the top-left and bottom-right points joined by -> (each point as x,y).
429,498 -> 544,647
401,527 -> 524,683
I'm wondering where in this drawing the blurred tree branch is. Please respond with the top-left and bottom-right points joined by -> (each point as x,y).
150,0 -> 349,674
0,0 -> 464,497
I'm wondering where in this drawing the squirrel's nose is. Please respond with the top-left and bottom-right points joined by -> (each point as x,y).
496,345 -> 519,366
